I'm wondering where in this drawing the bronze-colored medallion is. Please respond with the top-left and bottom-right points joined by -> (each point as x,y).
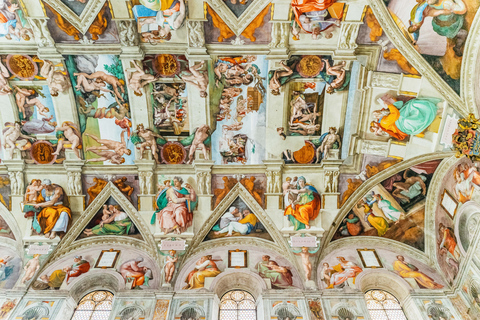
293,141 -> 316,164
30,141 -> 57,165
297,55 -> 323,78
161,142 -> 186,164
153,54 -> 180,78
6,55 -> 38,80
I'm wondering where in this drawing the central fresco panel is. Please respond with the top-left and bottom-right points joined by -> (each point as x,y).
0,0 -> 477,319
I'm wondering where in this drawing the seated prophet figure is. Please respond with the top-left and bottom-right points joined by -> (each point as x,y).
24,179 -> 71,239
284,176 -> 321,230
151,177 -> 197,234
370,94 -> 440,141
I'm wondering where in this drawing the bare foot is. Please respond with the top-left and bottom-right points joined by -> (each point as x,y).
49,232 -> 56,239
305,225 -> 310,229
226,234 -> 232,237
44,232 -> 50,238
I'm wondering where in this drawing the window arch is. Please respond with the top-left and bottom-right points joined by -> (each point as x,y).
219,290 -> 256,320
71,290 -> 114,320
365,290 -> 407,320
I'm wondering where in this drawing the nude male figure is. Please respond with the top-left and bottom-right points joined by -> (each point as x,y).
26,97 -> 49,117
316,127 -> 342,162
269,60 -> 296,95
127,60 -> 159,96
289,93 -> 309,125
293,247 -> 317,280
85,130 -> 131,157
222,122 -> 243,132
186,124 -> 210,164
135,123 -> 164,163
181,61 -> 209,98
52,121 -> 82,159
0,60 -> 11,95
323,59 -> 346,94
3,122 -> 33,158
75,71 -> 125,102
74,73 -> 113,95
40,60 -> 69,96
14,86 -> 35,118
85,149 -> 125,165
290,122 -> 320,135
22,254 -> 40,284
164,250 -> 178,284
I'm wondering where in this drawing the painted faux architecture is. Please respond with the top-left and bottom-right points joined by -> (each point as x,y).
0,0 -> 478,319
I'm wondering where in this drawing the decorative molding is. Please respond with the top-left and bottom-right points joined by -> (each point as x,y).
27,17 -> 55,48
186,20 -> 205,48
116,19 -> 139,47
268,21 -> 289,49
42,0 -> 108,34
336,22 -> 361,51
205,0 -> 271,36
460,9 -> 480,117
368,0 -> 467,116
369,71 -> 401,90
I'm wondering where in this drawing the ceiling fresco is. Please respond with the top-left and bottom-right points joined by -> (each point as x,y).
0,0 -> 479,319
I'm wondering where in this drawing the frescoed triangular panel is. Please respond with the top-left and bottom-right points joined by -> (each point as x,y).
76,196 -> 143,240
357,6 -> 421,76
59,0 -> 90,16
203,197 -> 273,242
42,0 -> 108,34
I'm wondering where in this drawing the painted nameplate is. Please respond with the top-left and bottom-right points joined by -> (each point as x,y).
160,240 -> 186,251
290,236 -> 318,248
27,244 -> 51,255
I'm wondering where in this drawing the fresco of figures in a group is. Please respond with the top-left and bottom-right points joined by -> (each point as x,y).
65,54 -> 135,165
320,247 -> 444,290
332,160 -> 442,251
43,1 -> 119,44
385,0 -> 479,94
204,197 -> 272,241
210,55 -> 268,165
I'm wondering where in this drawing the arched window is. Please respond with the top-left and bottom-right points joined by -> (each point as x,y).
71,290 -> 114,320
219,290 -> 256,320
365,290 -> 407,320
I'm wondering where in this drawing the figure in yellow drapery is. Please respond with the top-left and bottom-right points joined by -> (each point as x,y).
393,255 -> 443,289
207,4 -> 271,42
183,255 -> 221,289
139,0 -> 176,11
357,194 -> 389,237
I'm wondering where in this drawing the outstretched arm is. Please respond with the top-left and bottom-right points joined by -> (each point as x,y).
15,86 -> 32,95
120,130 -> 127,146
133,60 -> 144,73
